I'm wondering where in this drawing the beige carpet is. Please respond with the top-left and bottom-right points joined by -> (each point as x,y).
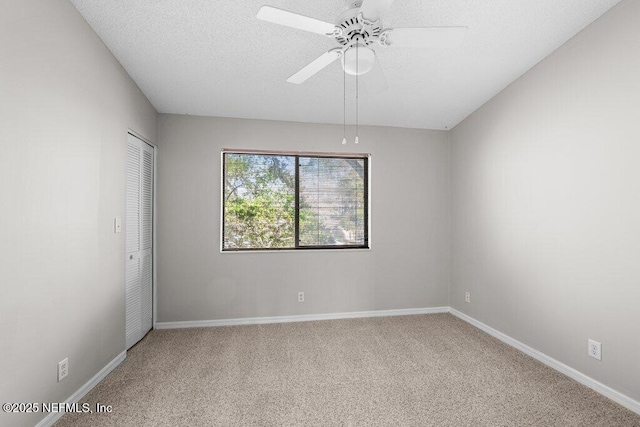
56,314 -> 640,426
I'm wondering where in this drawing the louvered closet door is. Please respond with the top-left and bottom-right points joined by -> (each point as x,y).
126,133 -> 154,349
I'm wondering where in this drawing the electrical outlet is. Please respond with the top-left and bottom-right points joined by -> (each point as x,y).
588,339 -> 602,361
298,292 -> 304,302
465,292 -> 471,303
58,358 -> 69,381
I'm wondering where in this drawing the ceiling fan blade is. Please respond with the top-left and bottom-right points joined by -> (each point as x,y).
257,6 -> 337,36
384,27 -> 468,48
359,0 -> 394,23
360,52 -> 388,95
287,49 -> 342,84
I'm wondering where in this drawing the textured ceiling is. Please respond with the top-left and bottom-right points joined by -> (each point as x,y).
69,0 -> 622,130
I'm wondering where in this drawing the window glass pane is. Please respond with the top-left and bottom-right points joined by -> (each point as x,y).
298,157 -> 366,246
223,154 -> 295,249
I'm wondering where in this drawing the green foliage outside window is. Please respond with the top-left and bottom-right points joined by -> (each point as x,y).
223,152 -> 368,250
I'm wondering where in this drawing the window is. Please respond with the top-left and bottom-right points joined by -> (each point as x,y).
222,150 -> 369,251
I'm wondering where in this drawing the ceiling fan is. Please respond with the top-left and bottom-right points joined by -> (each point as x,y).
257,0 -> 468,92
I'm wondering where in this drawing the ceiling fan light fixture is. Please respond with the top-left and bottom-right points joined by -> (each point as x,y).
341,44 -> 374,76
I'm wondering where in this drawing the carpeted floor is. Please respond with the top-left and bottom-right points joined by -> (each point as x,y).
55,314 -> 640,426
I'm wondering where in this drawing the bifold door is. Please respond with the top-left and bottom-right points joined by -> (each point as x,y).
126,133 -> 154,349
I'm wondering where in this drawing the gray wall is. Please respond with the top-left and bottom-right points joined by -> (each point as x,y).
0,1 -> 157,426
450,0 -> 640,403
156,115 -> 450,322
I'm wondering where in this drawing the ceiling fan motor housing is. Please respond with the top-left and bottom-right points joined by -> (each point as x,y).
334,3 -> 382,47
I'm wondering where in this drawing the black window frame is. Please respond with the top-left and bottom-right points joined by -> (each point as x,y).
222,149 -> 369,252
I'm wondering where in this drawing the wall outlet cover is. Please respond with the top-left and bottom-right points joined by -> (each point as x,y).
588,339 -> 602,361
58,358 -> 69,381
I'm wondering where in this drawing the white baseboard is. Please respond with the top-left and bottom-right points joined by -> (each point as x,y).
155,306 -> 449,329
449,308 -> 640,416
35,351 -> 126,427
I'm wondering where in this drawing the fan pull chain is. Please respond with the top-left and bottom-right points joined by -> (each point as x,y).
355,41 -> 359,144
342,54 -> 347,145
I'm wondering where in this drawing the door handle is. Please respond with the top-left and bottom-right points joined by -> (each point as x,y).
130,254 -> 134,260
